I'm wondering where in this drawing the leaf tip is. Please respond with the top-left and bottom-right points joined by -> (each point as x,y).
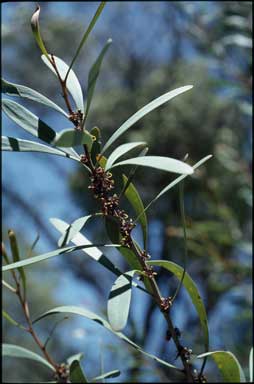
31,5 -> 40,31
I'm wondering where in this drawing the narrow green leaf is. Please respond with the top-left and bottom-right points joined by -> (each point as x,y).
53,129 -> 93,149
84,38 -> 112,124
148,260 -> 209,352
2,344 -> 55,372
33,306 -> 182,372
1,136 -> 80,161
2,99 -> 56,144
2,244 -> 120,272
92,370 -> 121,381
102,85 -> 193,154
135,155 -> 213,221
105,142 -> 147,171
250,348 -> 253,382
1,78 -> 68,117
2,310 -> 26,330
58,214 -> 96,247
197,351 -> 246,383
41,55 -> 84,112
70,360 -> 88,383
8,230 -> 26,295
31,5 -> 51,62
50,217 -> 122,276
66,1 -> 106,82
50,217 -> 148,295
107,270 -> 142,331
122,174 -> 148,249
171,181 -> 187,302
111,156 -> 193,175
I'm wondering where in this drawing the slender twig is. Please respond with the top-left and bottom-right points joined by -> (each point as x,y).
50,54 -> 74,115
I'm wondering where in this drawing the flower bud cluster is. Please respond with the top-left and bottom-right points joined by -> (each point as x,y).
88,167 -> 114,198
69,109 -> 83,130
54,363 -> 70,383
160,296 -> 172,311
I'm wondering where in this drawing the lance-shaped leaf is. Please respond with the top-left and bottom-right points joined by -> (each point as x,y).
148,260 -> 209,352
51,217 -> 122,276
3,344 -> 55,372
50,217 -> 149,295
105,142 -> 147,171
1,136 -> 80,161
2,99 -> 56,144
53,129 -> 93,149
69,360 -> 88,383
122,174 -> 148,249
111,156 -> 193,175
2,78 -> 68,117
135,155 -> 212,220
33,306 -> 181,372
31,5 -> 50,62
8,230 -> 26,296
66,1 -> 106,81
58,214 -> 96,247
92,370 -> 121,381
107,270 -> 142,331
2,244 -> 120,272
197,351 -> 246,383
102,85 -> 193,154
41,55 -> 84,112
84,39 -> 112,124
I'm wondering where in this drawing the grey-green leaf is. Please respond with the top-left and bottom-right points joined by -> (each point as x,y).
70,360 -> 88,383
122,174 -> 148,249
102,85 -> 193,154
51,217 -> 124,277
92,370 -> 120,381
33,306 -> 181,372
66,1 -> 106,82
136,155 -> 212,219
84,38 -> 112,124
2,344 -> 55,371
50,218 -> 148,295
2,99 -> 56,144
2,244 -> 120,272
1,136 -> 80,161
58,215 -> 95,247
105,142 -> 147,171
197,351 -> 246,382
148,260 -> 209,352
1,78 -> 68,117
41,54 -> 84,112
107,270 -> 141,331
111,156 -> 193,175
53,129 -> 93,149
